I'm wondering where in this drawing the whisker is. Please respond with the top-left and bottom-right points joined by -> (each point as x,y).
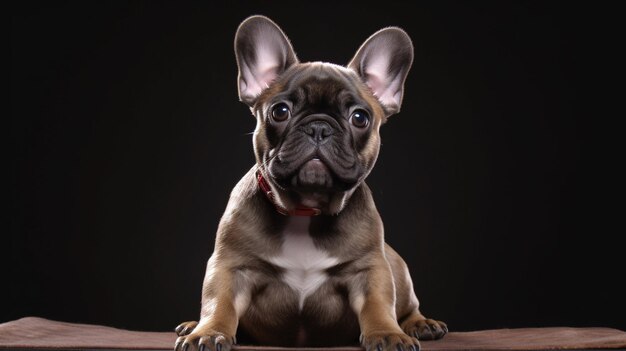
253,151 -> 279,172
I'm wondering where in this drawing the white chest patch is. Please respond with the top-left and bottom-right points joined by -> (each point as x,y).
268,217 -> 339,310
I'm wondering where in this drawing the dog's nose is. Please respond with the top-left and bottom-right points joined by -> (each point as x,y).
303,121 -> 334,145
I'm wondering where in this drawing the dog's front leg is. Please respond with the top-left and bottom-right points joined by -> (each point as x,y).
350,255 -> 420,351
175,255 -> 251,351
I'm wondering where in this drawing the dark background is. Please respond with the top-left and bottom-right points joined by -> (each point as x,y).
8,1 -> 624,333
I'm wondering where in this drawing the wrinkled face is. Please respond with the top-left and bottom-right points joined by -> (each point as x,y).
252,63 -> 386,212
234,15 -> 414,214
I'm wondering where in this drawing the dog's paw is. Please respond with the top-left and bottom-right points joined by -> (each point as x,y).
174,327 -> 235,351
361,331 -> 420,351
404,319 -> 448,340
175,321 -> 198,336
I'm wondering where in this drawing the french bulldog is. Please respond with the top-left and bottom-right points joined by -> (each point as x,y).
174,15 -> 447,351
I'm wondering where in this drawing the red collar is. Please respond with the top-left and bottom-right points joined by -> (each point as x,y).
256,170 -> 321,216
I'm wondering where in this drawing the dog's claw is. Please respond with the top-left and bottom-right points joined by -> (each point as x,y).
439,322 -> 448,334
362,331 -> 419,351
419,325 -> 433,340
175,321 -> 199,337
408,319 -> 447,340
174,329 -> 233,351
429,320 -> 447,339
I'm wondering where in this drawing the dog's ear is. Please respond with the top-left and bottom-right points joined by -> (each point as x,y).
348,28 -> 414,116
235,16 -> 298,106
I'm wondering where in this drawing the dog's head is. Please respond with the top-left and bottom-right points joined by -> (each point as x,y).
235,16 -> 413,214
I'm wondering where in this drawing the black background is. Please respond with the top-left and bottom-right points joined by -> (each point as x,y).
8,1 -> 624,333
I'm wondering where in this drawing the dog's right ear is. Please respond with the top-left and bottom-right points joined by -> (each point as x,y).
235,16 -> 298,106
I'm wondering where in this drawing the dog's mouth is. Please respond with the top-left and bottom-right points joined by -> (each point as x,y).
265,142 -> 367,211
269,154 -> 356,194
287,156 -> 356,209
293,158 -> 333,190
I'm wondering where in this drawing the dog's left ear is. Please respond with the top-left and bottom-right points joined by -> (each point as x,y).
348,28 -> 414,116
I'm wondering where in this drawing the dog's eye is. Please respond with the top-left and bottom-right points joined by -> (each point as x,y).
350,109 -> 370,128
271,103 -> 291,122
